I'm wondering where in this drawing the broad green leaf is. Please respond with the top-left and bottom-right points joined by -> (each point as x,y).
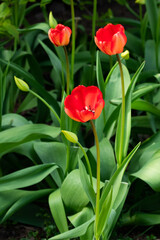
121,212 -> 160,226
144,40 -> 157,72
34,142 -> 66,186
90,138 -> 116,181
125,31 -> 143,56
48,216 -> 95,240
68,207 -> 94,240
0,163 -> 57,191
115,62 -> 145,163
78,157 -> 96,209
18,22 -> 50,34
1,189 -> 51,223
131,150 -> 160,191
104,62 -> 145,139
49,190 -> 68,235
146,0 -> 158,41
0,124 -> 60,156
2,113 -> 30,127
61,170 -> 89,212
132,99 -> 160,118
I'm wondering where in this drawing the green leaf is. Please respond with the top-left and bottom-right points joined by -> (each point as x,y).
0,124 -> 60,156
48,217 -> 95,240
18,22 -> 50,34
97,187 -> 113,237
131,150 -> 160,191
49,190 -> 68,234
146,0 -> 158,40
1,189 -> 51,223
68,207 -> 94,240
78,157 -> 96,209
115,62 -> 145,162
61,170 -> 89,212
0,164 -> 58,191
89,138 -> 116,181
104,62 -> 145,139
132,99 -> 160,117
100,142 -> 141,210
0,59 -> 60,115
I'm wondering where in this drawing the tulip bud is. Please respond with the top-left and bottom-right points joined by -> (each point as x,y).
121,50 -> 130,60
61,130 -> 78,143
135,0 -> 145,4
14,76 -> 29,92
49,11 -> 57,29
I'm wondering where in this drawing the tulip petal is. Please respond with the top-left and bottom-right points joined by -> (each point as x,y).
111,32 -> 127,54
80,110 -> 94,122
93,100 -> 105,119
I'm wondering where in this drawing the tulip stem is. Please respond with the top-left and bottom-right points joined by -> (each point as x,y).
77,142 -> 93,186
92,0 -> 97,38
116,54 -> 125,166
90,120 -> 100,239
71,0 -> 75,90
29,89 -> 61,124
63,46 -> 70,95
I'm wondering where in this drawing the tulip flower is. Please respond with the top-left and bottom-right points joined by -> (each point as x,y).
64,85 -> 105,122
48,24 -> 72,47
95,23 -> 127,55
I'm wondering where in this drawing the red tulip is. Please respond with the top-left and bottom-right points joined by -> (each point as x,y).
64,85 -> 105,122
48,24 -> 72,47
95,23 -> 127,55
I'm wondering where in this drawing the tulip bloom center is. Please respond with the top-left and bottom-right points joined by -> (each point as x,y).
64,85 -> 105,123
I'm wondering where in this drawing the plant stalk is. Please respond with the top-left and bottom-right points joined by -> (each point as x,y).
116,54 -> 125,166
92,0 -> 97,38
90,120 -> 100,240
70,0 -> 75,90
29,89 -> 61,124
63,46 -> 70,95
77,142 -> 93,186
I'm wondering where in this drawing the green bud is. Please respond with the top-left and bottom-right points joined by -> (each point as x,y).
49,11 -> 57,28
121,50 -> 129,60
61,130 -> 78,144
14,76 -> 29,92
135,0 -> 145,4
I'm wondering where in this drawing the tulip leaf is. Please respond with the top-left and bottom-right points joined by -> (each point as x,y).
132,99 -> 160,118
0,59 -> 60,114
1,189 -> 51,223
18,22 -> 50,34
96,51 -> 105,98
100,142 -> 141,211
68,207 -> 94,240
49,189 -> 68,235
61,170 -> 89,212
0,124 -> 60,156
115,61 -> 145,164
0,163 -> 58,192
131,150 -> 160,192
146,0 -> 158,41
78,157 -> 96,209
48,216 -> 95,240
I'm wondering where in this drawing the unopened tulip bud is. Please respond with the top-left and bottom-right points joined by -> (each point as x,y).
49,11 -> 57,29
135,0 -> 145,4
121,50 -> 129,60
14,76 -> 29,92
61,130 -> 78,143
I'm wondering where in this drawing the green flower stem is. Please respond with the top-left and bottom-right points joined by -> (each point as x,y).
63,46 -> 70,95
77,142 -> 93,186
29,89 -> 61,124
92,0 -> 97,38
90,120 -> 100,240
65,143 -> 70,176
71,0 -> 75,90
116,54 -> 125,166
